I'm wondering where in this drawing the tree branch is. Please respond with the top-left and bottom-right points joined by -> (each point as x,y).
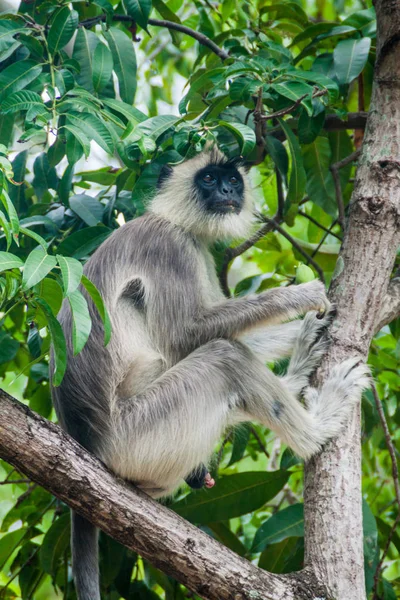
304,2 -> 400,597
374,276 -> 400,333
330,150 -> 361,229
0,388 -> 328,600
79,14 -> 229,60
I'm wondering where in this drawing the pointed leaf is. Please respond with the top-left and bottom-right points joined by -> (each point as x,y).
56,255 -> 83,296
302,137 -> 336,216
252,504 -> 304,553
81,274 -> 111,345
48,6 -> 79,53
36,297 -> 67,386
104,27 -> 137,104
0,60 -> 42,103
0,189 -> 19,236
124,0 -> 152,30
66,112 -> 114,154
171,471 -> 290,524
0,90 -> 44,114
62,124 -> 91,160
22,247 -> 57,290
278,118 -> 306,204
69,194 -> 103,226
40,513 -> 70,575
136,115 -> 178,140
56,226 -> 112,259
73,28 -> 98,93
218,121 -> 256,156
0,251 -> 23,271
68,289 -> 92,355
333,37 -> 371,85
92,42 -> 113,93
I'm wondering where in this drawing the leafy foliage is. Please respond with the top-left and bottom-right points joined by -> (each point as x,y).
0,0 -> 398,599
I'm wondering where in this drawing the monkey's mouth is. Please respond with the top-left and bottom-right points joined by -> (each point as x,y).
212,200 -> 241,214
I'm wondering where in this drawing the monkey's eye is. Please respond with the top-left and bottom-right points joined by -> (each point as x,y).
203,173 -> 216,184
229,176 -> 239,185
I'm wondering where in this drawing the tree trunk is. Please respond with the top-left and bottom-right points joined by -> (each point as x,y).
304,2 -> 400,598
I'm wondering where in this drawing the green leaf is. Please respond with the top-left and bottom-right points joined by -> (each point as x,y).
153,0 -> 181,23
278,118 -> 306,204
136,115 -> 178,140
8,150 -> 28,214
40,513 -> 70,575
0,60 -> 42,103
0,528 -> 27,568
333,37 -> 372,85
0,90 -> 44,115
19,226 -> 48,250
48,6 -> 78,53
104,27 -> 137,104
56,255 -> 83,296
171,471 -> 290,524
265,136 -> 289,180
36,297 -> 67,386
218,121 -> 256,156
66,112 -> 114,155
228,424 -> 250,466
124,0 -> 152,30
298,107 -> 325,144
0,211 -> 11,249
258,536 -> 303,574
252,504 -> 304,553
81,274 -> 111,345
179,68 -> 224,114
32,153 -> 59,199
56,225 -> 112,259
1,188 -> 20,237
22,247 -> 57,290
302,137 -> 336,216
288,70 -> 339,102
0,251 -> 23,271
36,277 -> 63,318
102,98 -> 146,123
27,325 -> 42,359
69,194 -> 104,226
363,499 -> 378,594
93,42 -> 114,93
62,124 -> 91,160
273,82 -> 314,115
73,28 -> 98,93
0,330 -> 19,364
68,289 -> 92,355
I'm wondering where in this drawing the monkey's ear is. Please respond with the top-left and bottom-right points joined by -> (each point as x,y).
157,164 -> 173,189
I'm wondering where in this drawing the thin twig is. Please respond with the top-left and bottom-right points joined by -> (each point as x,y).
310,219 -> 339,258
298,210 -> 342,241
330,149 -> 361,229
218,217 -> 278,296
264,217 -> 325,282
250,427 -> 270,458
79,14 -> 229,60
0,478 -> 30,485
371,383 -> 400,600
258,89 -> 328,122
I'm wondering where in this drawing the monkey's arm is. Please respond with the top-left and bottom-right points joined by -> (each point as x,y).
185,280 -> 329,349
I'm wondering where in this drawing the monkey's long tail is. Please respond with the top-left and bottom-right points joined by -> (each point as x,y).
71,510 -> 101,600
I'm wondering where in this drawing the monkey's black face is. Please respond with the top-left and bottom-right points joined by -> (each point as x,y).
194,165 -> 245,215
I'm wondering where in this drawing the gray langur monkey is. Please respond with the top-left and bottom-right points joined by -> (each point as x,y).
51,147 -> 369,600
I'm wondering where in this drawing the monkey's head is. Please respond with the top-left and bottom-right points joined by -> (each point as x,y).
149,147 -> 254,241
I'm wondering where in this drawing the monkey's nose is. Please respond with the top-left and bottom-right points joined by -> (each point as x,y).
222,187 -> 234,194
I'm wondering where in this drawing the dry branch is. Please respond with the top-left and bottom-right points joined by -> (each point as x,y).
0,388 -> 327,600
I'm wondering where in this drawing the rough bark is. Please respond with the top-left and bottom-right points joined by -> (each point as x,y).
304,2 -> 400,598
375,277 -> 400,333
0,389 -> 327,600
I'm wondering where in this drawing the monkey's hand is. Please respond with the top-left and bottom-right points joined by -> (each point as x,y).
296,280 -> 331,316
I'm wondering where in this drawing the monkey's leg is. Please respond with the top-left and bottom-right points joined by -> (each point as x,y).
108,339 -> 246,497
238,320 -> 302,362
